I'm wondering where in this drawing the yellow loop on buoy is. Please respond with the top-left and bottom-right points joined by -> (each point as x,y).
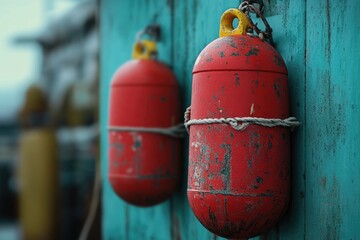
219,8 -> 249,37
132,40 -> 157,60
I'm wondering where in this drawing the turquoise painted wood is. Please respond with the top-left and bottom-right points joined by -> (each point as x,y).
305,1 -> 360,239
100,0 -> 360,239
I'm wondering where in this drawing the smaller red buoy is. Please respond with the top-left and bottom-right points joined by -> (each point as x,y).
108,28 -> 182,207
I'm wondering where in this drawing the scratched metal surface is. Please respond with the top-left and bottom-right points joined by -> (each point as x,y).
100,0 -> 360,239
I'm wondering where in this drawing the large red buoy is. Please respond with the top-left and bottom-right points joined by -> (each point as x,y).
185,6 -> 299,239
108,28 -> 182,207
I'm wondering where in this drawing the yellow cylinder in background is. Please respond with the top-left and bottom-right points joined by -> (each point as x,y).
19,128 -> 59,240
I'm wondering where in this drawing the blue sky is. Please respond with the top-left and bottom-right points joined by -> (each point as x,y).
0,0 -> 80,121
0,0 -> 44,121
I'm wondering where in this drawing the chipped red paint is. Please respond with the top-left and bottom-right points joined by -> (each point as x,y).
109,59 -> 181,207
187,35 -> 290,238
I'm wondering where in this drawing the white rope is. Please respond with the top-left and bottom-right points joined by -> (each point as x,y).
108,124 -> 186,138
239,1 -> 250,11
78,159 -> 101,240
184,106 -> 300,132
78,125 -> 100,240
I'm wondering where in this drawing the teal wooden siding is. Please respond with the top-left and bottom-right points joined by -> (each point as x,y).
100,0 -> 360,239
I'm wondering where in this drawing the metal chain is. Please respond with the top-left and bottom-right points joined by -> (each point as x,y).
184,106 -> 301,132
136,25 -> 160,42
239,1 -> 274,45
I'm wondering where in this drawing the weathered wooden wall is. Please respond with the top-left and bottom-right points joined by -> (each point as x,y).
100,0 -> 360,239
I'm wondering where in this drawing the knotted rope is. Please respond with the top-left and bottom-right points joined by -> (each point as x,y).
184,106 -> 300,132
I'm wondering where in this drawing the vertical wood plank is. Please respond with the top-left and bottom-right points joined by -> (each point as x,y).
265,1 -> 307,240
275,3 -> 307,240
100,1 -> 173,239
305,0 -> 360,239
245,1 -> 307,239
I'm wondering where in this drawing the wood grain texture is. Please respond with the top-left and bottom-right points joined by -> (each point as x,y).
305,0 -> 360,239
100,0 -> 360,239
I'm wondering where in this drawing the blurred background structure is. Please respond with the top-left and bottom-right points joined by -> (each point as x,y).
0,0 -> 100,239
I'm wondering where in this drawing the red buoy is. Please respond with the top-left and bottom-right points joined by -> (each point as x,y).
108,37 -> 182,207
186,8 -> 298,239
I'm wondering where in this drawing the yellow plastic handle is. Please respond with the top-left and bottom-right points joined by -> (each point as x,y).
132,40 -> 157,60
219,8 -> 249,37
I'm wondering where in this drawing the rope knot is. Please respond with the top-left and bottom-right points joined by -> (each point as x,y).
228,120 -> 250,131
